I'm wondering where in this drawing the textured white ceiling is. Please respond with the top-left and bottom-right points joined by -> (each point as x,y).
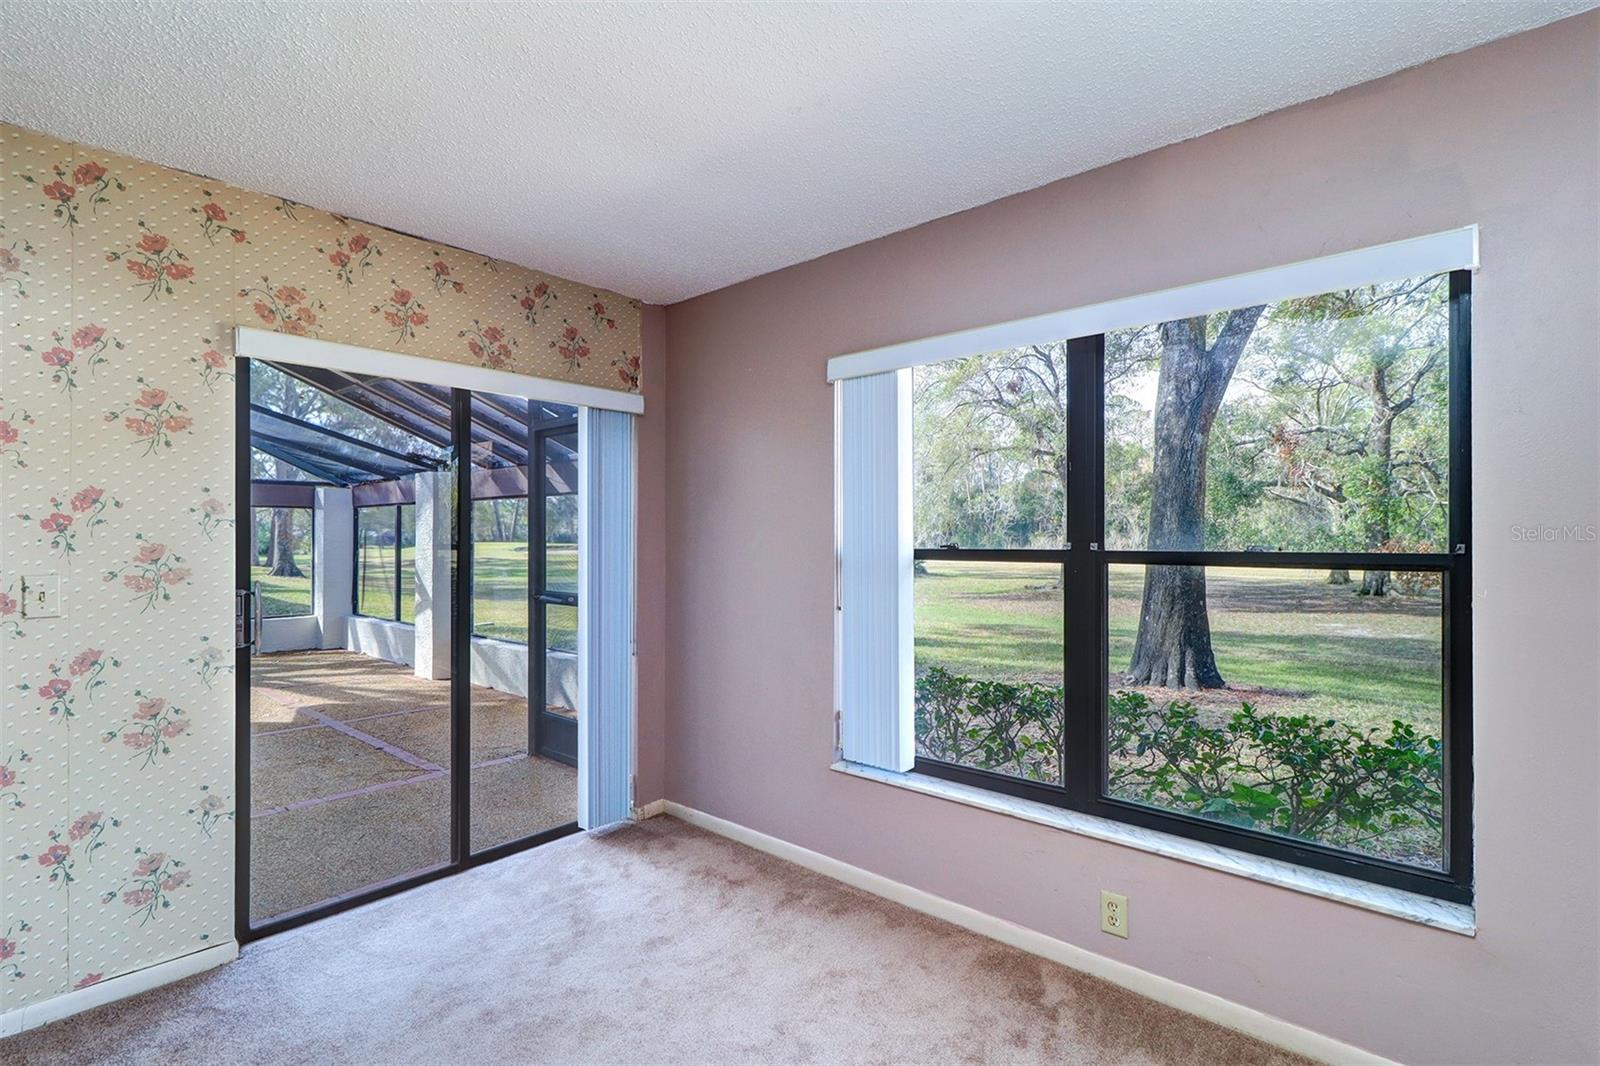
1,1 -> 1591,303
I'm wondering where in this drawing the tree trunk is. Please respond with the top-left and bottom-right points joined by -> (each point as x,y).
1126,308 -> 1263,689
1359,569 -> 1389,596
268,508 -> 304,578
1128,564 -> 1223,688
1327,568 -> 1351,585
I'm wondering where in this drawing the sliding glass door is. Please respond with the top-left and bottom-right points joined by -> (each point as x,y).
467,396 -> 581,852
236,361 -> 580,940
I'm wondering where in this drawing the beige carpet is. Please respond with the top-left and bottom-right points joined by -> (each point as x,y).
248,650 -> 577,922
2,817 -> 1308,1066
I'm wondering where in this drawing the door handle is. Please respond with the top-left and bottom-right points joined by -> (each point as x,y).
252,582 -> 264,653
236,588 -> 255,651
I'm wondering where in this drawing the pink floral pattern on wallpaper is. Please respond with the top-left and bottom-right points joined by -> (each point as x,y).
101,848 -> 189,924
1,749 -> 32,810
240,278 -> 324,336
188,489 -> 232,541
69,647 -> 119,699
517,281 -> 556,324
103,535 -> 190,611
612,352 -> 640,390
0,587 -> 22,637
19,323 -> 123,393
105,379 -> 193,454
374,283 -> 427,341
16,485 -> 121,557
102,692 -> 189,769
13,649 -> 122,723
589,297 -> 618,331
106,222 -> 195,300
0,403 -> 36,468
320,231 -> 381,286
460,321 -> 515,369
188,785 -> 233,838
1,920 -> 30,980
552,322 -> 591,370
187,636 -> 232,689
190,189 -> 247,245
15,811 -> 119,889
22,159 -> 125,228
428,253 -> 464,294
2,221 -> 36,298
190,338 -> 234,393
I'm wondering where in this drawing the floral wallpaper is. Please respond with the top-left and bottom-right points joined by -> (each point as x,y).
0,119 -> 643,1018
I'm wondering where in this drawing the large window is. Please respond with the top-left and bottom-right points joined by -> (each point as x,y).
354,503 -> 414,621
251,507 -> 314,617
906,269 -> 1470,900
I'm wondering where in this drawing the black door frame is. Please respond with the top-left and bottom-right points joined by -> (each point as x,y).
234,358 -> 578,945
530,418 -> 580,766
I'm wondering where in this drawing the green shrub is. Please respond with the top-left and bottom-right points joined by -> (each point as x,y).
915,669 -> 1442,860
1107,692 -> 1442,854
915,667 -> 1064,784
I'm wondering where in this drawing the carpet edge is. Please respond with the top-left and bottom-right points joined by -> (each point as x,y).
659,801 -> 1397,1066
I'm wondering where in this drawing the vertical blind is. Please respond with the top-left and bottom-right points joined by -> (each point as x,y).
577,407 -> 638,828
835,370 -> 915,772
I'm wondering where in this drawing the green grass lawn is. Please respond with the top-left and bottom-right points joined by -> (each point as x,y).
471,542 -> 575,648
915,560 -> 1441,734
345,540 -> 575,649
260,541 -> 578,651
252,566 -> 313,618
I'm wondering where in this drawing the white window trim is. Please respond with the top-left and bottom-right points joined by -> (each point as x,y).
832,760 -> 1476,936
829,227 -> 1479,916
826,225 -> 1478,382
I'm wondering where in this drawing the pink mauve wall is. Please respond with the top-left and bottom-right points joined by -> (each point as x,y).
659,14 -> 1600,1065
635,303 -> 668,805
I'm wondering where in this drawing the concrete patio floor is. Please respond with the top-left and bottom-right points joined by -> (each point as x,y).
249,650 -> 576,924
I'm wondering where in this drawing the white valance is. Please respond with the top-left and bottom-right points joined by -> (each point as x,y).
826,225 -> 1478,383
236,327 -> 645,414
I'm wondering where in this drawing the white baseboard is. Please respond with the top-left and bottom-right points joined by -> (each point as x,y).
661,802 -> 1395,1066
0,941 -> 238,1039
633,798 -> 667,820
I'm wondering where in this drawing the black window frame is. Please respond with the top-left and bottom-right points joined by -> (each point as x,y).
911,270 -> 1472,903
352,502 -> 414,622
530,422 -> 579,767
250,504 -> 317,619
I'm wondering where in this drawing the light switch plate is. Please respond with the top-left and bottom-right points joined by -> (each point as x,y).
1100,889 -> 1129,938
21,572 -> 60,618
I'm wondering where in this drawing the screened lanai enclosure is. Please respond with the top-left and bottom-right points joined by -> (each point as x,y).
243,360 -> 580,929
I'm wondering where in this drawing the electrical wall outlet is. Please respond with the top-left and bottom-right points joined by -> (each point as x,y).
1100,889 -> 1129,938
21,572 -> 60,619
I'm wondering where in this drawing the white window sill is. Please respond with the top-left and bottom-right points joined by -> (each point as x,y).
831,759 -> 1476,936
